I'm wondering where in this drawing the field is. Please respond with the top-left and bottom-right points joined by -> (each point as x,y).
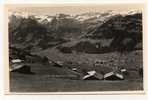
10,49 -> 143,92
10,73 -> 143,92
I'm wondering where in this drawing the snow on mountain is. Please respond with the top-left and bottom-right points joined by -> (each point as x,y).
34,15 -> 53,23
74,10 -> 141,22
8,12 -> 30,18
74,12 -> 100,22
8,10 -> 141,25
120,10 -> 142,16
8,12 -> 53,24
74,11 -> 116,22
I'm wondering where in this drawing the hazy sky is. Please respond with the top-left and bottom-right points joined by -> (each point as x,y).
7,4 -> 144,16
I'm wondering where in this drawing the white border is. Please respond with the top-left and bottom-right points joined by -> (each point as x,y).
0,0 -> 148,100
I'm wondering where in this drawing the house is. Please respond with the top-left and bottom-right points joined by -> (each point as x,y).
10,59 -> 34,74
104,72 -> 124,80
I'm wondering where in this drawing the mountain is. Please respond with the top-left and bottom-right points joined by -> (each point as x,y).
8,11 -> 142,53
9,14 -> 68,51
46,14 -> 82,38
78,11 -> 118,34
83,12 -> 142,52
57,11 -> 142,54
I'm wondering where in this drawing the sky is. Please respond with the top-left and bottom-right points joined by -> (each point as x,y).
6,4 -> 144,16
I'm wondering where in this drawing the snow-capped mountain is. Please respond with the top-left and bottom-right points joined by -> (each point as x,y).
9,10 -> 141,25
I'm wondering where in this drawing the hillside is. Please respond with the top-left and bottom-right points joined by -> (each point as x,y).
58,12 -> 142,54
85,13 -> 142,51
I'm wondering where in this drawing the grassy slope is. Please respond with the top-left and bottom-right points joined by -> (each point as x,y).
38,47 -> 142,72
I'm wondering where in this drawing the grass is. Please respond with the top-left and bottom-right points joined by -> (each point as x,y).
10,73 -> 143,92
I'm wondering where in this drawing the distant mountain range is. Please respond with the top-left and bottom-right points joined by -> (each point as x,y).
9,10 -> 141,23
8,10 -> 142,53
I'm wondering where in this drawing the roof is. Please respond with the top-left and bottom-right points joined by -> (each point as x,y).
72,68 -> 77,71
82,70 -> 104,80
116,73 -> 124,79
82,74 -> 93,80
121,69 -> 127,72
10,64 -> 25,71
104,72 -> 124,80
87,70 -> 96,75
11,59 -> 23,63
104,72 -> 114,78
